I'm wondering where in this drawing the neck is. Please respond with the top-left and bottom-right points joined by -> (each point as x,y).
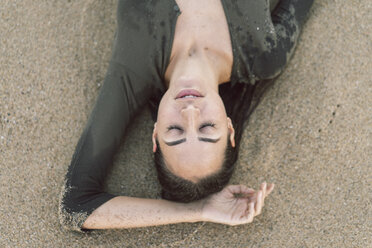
165,44 -> 230,92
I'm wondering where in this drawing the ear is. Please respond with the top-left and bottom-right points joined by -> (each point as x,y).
227,117 -> 235,148
152,122 -> 157,153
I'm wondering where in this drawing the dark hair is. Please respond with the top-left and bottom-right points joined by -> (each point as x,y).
149,79 -> 275,202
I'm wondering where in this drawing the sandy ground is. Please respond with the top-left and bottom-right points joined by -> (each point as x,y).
0,0 -> 371,247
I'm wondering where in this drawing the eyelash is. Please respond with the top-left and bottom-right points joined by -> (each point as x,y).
200,122 -> 215,129
167,123 -> 215,131
167,125 -> 183,131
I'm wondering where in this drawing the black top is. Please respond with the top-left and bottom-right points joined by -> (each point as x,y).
59,0 -> 313,231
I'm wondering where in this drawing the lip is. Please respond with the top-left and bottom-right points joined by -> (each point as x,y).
175,89 -> 203,99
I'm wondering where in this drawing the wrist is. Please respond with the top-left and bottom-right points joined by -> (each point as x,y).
184,199 -> 205,223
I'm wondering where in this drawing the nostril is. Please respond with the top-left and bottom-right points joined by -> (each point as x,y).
185,106 -> 200,112
181,106 -> 200,117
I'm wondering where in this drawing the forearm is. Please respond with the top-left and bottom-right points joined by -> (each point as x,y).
82,196 -> 203,229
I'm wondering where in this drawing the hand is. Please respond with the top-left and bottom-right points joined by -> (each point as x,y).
201,182 -> 274,226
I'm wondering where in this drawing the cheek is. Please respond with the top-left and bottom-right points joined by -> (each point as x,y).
206,94 -> 227,115
157,96 -> 173,119
158,105 -> 178,121
157,103 -> 181,130
205,102 -> 227,119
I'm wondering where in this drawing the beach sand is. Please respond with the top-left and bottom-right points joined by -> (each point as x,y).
0,0 -> 371,247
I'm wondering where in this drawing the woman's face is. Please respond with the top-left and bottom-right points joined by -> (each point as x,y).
153,85 -> 235,183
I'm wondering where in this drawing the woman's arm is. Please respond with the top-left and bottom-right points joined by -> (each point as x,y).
59,61 -> 154,231
82,183 -> 274,229
59,0 -> 166,231
82,196 -> 202,229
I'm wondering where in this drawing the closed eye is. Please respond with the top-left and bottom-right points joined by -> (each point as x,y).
166,123 -> 215,132
167,125 -> 183,132
199,122 -> 215,130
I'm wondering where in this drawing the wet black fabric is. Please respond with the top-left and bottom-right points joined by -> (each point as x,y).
60,0 -> 313,230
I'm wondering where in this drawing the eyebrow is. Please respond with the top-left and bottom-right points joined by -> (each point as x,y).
164,137 -> 221,146
164,138 -> 186,146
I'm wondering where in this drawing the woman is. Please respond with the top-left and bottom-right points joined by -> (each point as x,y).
59,0 -> 313,231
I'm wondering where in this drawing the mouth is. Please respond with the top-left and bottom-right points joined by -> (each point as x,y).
175,89 -> 203,99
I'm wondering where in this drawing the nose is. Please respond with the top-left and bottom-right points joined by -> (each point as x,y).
181,105 -> 200,130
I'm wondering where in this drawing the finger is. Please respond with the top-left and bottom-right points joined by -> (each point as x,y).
235,201 -> 249,220
266,183 -> 275,196
248,190 -> 259,202
241,189 -> 256,198
261,182 -> 267,207
242,187 -> 255,195
246,202 -> 255,223
261,183 -> 274,210
240,186 -> 255,199
228,185 -> 255,195
261,182 -> 267,197
255,191 -> 263,216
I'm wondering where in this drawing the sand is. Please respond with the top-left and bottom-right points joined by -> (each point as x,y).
0,0 -> 371,247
